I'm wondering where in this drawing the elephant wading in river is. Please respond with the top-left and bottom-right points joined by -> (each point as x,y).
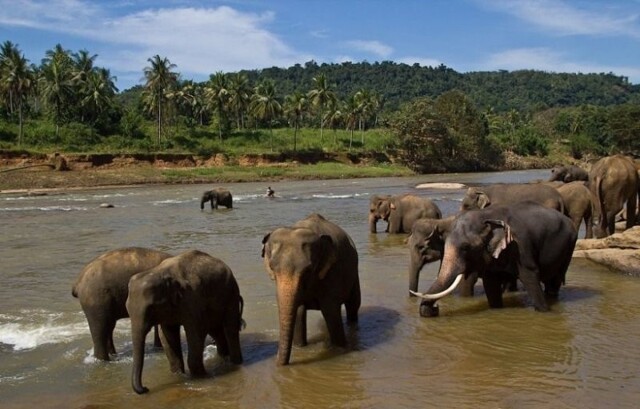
201,188 -> 233,209
461,183 -> 564,213
369,194 -> 441,234
126,250 -> 244,394
72,247 -> 172,360
261,213 -> 361,366
588,155 -> 639,237
411,201 -> 577,317
549,164 -> 589,183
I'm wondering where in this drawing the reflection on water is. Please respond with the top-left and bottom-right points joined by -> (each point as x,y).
1,172 -> 639,408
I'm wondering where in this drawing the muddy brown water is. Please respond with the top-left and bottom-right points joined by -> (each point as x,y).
1,170 -> 638,408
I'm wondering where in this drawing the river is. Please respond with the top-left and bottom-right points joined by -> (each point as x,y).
1,170 -> 638,408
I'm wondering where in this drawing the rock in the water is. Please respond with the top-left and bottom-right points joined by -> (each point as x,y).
573,226 -> 640,276
99,203 -> 114,208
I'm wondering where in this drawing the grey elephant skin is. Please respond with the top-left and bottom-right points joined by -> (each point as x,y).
369,194 -> 441,233
588,155 -> 639,237
72,247 -> 172,360
201,187 -> 233,209
461,183 -> 564,213
549,164 -> 589,183
126,250 -> 244,394
262,213 -> 361,366
411,201 -> 577,317
555,181 -> 594,239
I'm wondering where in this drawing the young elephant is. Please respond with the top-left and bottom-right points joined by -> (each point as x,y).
72,247 -> 172,360
555,181 -> 594,239
411,201 -> 577,317
200,187 -> 233,209
262,213 -> 360,366
369,193 -> 441,234
549,164 -> 589,183
126,250 -> 244,394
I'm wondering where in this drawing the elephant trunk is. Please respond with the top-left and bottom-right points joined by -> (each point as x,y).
130,320 -> 151,394
408,251 -> 424,295
411,243 -> 464,303
369,213 -> 378,233
275,277 -> 301,366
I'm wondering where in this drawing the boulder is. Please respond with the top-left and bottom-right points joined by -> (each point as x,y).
573,226 -> 640,276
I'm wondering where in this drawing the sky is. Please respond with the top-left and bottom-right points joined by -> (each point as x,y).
1,0 -> 639,91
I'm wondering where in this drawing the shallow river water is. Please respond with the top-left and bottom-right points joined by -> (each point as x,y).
1,170 -> 639,409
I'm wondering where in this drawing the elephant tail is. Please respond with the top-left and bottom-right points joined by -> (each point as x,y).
239,295 -> 246,331
593,175 -> 605,226
71,284 -> 79,298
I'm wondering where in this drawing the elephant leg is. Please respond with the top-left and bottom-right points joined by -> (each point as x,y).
160,324 -> 184,373
222,323 -> 243,364
320,301 -> 347,347
482,275 -> 504,308
584,213 -> 594,239
293,305 -> 307,347
518,268 -> 548,312
152,325 -> 162,348
626,195 -> 638,230
212,327 -> 230,357
85,309 -> 113,361
184,326 -> 207,377
345,281 -> 360,324
458,272 -> 477,297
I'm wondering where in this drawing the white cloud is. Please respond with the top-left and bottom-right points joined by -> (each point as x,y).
483,0 -> 640,38
482,47 -> 640,82
345,40 -> 393,58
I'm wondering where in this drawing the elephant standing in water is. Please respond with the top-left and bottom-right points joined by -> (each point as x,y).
201,187 -> 233,209
262,213 -> 360,366
588,155 -> 639,237
461,184 -> 564,213
411,202 -> 577,317
369,194 -> 441,233
126,250 -> 244,394
549,164 -> 589,183
72,247 -> 172,360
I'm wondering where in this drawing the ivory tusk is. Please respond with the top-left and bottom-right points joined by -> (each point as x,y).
409,274 -> 464,300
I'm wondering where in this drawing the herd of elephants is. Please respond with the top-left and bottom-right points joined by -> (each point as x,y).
71,153 -> 640,395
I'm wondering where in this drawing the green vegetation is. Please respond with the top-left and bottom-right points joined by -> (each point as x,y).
1,40 -> 639,175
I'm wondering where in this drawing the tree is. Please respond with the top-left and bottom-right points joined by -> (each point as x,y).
250,79 -> 281,152
0,42 -> 34,145
205,72 -> 230,141
81,68 -> 118,129
40,44 -> 74,138
228,73 -> 252,130
308,73 -> 336,144
143,55 -> 178,147
284,91 -> 308,151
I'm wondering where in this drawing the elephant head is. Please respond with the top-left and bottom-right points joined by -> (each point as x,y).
261,227 -> 337,365
369,195 -> 392,233
461,187 -> 491,210
407,217 -> 455,295
411,214 -> 513,317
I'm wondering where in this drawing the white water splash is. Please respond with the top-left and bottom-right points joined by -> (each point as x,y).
0,311 -> 88,351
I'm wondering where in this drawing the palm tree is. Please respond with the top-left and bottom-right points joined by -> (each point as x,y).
143,55 -> 178,147
81,68 -> 118,126
72,49 -> 98,121
205,71 -> 230,141
307,73 -> 336,144
40,44 -> 74,138
284,91 -> 308,152
250,79 -> 281,152
228,72 -> 252,130
344,94 -> 360,151
0,43 -> 33,146
0,41 -> 21,114
324,99 -> 344,146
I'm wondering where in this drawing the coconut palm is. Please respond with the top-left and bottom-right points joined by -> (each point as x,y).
250,79 -> 282,152
344,94 -> 361,150
228,72 -> 252,130
284,91 -> 308,152
307,73 -> 336,144
143,55 -> 178,146
40,44 -> 74,138
205,71 -> 230,140
0,42 -> 34,145
81,68 -> 118,126
324,99 -> 344,146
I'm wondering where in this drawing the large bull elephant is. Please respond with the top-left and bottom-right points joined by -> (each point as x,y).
261,213 -> 360,366
369,194 -> 441,234
126,250 -> 244,394
411,201 -> 577,317
72,247 -> 172,360
549,164 -> 589,183
588,155 -> 639,237
201,187 -> 233,209
461,183 -> 564,213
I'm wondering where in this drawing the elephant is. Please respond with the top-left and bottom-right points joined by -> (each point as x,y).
200,187 -> 233,209
411,201 -> 577,317
588,155 -> 639,237
126,250 -> 244,394
549,164 -> 589,183
261,213 -> 360,366
72,247 -> 172,361
461,183 -> 564,213
555,181 -> 594,239
369,193 -> 442,234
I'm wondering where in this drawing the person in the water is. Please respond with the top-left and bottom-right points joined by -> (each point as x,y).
266,186 -> 275,197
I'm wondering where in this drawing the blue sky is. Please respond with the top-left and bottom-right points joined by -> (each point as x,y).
1,0 -> 639,91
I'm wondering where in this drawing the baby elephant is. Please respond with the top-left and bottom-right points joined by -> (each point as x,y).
126,250 -> 244,394
201,187 -> 233,209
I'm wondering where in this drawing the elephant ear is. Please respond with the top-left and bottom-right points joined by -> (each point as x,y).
316,235 -> 337,280
261,233 -> 276,280
477,191 -> 491,208
167,278 -> 184,307
260,233 -> 271,258
485,220 -> 513,259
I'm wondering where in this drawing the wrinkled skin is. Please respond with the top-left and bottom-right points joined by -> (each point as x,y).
549,165 -> 589,183
262,213 -> 360,366
412,202 -> 577,317
461,184 -> 564,213
588,155 -> 639,237
72,247 -> 171,360
126,250 -> 244,394
201,188 -> 233,209
369,194 -> 442,234
555,181 -> 594,239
